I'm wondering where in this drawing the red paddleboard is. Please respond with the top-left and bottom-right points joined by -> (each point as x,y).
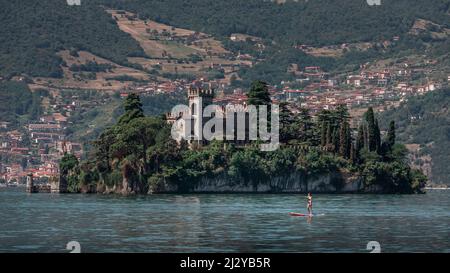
289,212 -> 325,217
289,212 -> 309,217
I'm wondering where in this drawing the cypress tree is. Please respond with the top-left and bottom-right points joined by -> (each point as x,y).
339,122 -> 347,158
350,142 -> 356,164
345,122 -> 352,158
336,104 -> 350,124
326,123 -> 332,147
279,102 -> 293,143
321,121 -> 327,147
365,107 -> 377,152
332,127 -> 340,154
363,124 -> 370,150
374,119 -> 381,153
387,120 -> 396,147
118,93 -> 144,125
356,124 -> 365,153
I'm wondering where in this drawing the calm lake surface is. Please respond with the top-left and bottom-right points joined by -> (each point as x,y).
0,188 -> 448,253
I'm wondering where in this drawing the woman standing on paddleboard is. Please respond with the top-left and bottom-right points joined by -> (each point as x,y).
307,193 -> 313,216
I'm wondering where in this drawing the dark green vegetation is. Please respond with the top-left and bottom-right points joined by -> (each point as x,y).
0,0 -> 145,78
381,88 -> 450,185
0,81 -> 44,125
61,82 -> 426,194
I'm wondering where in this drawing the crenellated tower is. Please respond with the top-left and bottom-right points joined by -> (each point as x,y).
188,83 -> 214,144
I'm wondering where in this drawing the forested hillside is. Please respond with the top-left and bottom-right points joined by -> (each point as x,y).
0,81 -> 44,125
381,89 -> 450,185
1,0 -> 449,83
0,0 -> 145,78
102,0 -> 450,45
100,0 -> 450,85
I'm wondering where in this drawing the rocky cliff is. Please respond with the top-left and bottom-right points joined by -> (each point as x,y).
154,173 -> 380,194
92,171 -> 385,194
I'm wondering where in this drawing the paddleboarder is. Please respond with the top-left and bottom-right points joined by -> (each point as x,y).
307,192 -> 313,216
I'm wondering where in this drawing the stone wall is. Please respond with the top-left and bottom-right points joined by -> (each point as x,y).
26,175 -> 67,193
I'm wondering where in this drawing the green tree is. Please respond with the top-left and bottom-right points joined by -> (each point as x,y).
279,102 -> 295,143
374,119 -> 381,153
295,108 -> 314,143
387,120 -> 396,147
364,107 -> 381,152
320,121 -> 327,147
350,142 -> 356,164
326,123 -> 333,150
356,124 -> 365,154
332,127 -> 340,154
121,117 -> 165,174
339,121 -> 351,159
60,153 -> 79,176
247,80 -> 271,106
118,93 -> 144,125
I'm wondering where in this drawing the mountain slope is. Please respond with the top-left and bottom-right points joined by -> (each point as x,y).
1,0 -> 449,84
100,0 -> 450,86
101,0 -> 450,46
0,0 -> 145,78
380,88 -> 450,185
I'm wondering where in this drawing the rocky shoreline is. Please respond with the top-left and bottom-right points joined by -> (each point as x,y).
87,172 -> 388,195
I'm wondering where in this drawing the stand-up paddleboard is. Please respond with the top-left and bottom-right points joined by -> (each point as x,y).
289,212 -> 325,217
289,212 -> 308,217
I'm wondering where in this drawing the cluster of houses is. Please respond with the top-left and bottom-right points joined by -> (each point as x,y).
278,64 -> 446,116
0,93 -> 84,185
121,61 -> 447,121
119,81 -> 183,97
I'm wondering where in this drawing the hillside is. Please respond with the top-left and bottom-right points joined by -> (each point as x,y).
380,88 -> 450,186
107,9 -> 249,82
1,0 -> 449,85
0,0 -> 145,78
0,81 -> 43,125
102,0 -> 450,46
100,0 -> 450,86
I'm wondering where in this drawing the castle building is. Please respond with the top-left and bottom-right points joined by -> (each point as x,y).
167,82 -> 252,147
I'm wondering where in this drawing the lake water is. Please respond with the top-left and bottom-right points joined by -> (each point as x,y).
0,188 -> 448,253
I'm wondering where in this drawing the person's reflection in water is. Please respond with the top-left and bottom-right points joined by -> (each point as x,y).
307,215 -> 312,224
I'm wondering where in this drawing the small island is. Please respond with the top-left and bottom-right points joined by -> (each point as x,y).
58,81 -> 427,195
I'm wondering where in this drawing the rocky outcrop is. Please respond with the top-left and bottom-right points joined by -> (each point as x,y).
91,170 -> 391,194
149,172 -> 374,194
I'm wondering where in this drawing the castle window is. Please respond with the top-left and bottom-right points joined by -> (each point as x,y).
191,119 -> 195,137
191,103 -> 196,115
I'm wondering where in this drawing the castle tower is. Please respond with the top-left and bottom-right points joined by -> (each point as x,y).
187,83 -> 214,144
